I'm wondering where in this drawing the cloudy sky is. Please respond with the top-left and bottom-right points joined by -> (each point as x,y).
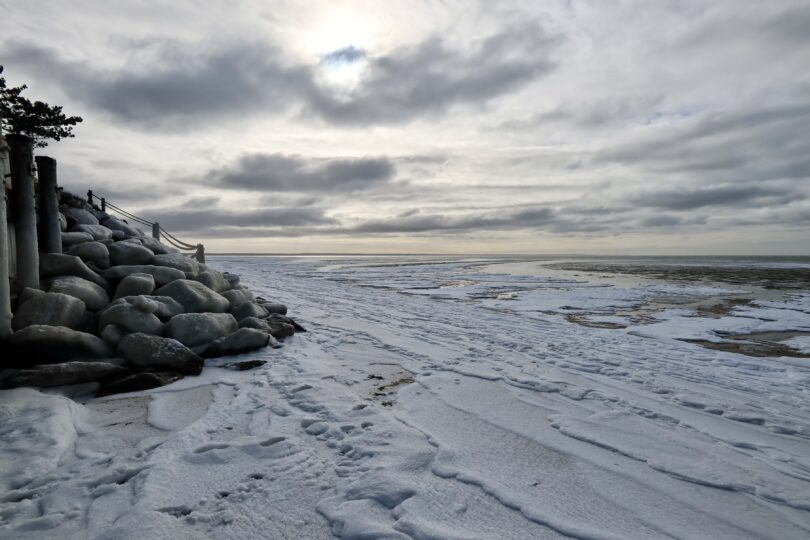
2,0 -> 809,254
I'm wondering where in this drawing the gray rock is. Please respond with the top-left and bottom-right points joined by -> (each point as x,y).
98,303 -> 163,335
114,273 -> 156,299
62,207 -> 99,225
111,230 -> 126,241
151,253 -> 201,275
140,237 -> 178,255
231,302 -> 268,321
237,317 -> 282,348
40,253 -> 111,291
71,224 -> 113,241
154,279 -> 230,313
67,241 -> 110,269
101,324 -> 126,348
9,325 -> 112,366
164,312 -> 238,347
200,328 -> 270,358
222,289 -> 254,308
1,361 -> 129,389
102,216 -> 142,237
117,333 -> 203,375
223,272 -> 240,288
12,291 -> 86,331
102,265 -> 185,286
61,231 -> 95,248
261,302 -> 288,315
48,276 -> 111,311
112,295 -> 184,320
59,212 -> 68,232
108,242 -> 155,266
266,314 -> 296,339
96,371 -> 182,397
193,270 -> 230,292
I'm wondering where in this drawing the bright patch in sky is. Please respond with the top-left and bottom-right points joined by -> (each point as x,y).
320,45 -> 367,89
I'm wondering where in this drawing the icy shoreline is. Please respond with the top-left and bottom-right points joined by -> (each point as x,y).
1,255 -> 809,538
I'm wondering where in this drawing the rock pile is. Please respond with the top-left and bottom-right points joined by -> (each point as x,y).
1,198 -> 304,396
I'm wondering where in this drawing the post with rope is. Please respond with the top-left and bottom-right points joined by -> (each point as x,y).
195,244 -> 205,264
152,222 -> 160,240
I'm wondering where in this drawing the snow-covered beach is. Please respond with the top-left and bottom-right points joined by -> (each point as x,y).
2,255 -> 810,539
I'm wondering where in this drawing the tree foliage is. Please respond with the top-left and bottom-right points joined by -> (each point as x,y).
0,65 -> 83,148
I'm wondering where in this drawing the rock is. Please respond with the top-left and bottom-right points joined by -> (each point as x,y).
62,207 -> 99,225
193,270 -> 230,292
1,361 -> 129,389
59,212 -> 68,232
222,289 -> 254,308
97,371 -> 182,397
225,360 -> 266,371
237,318 -> 283,348
290,319 -> 307,333
200,328 -> 270,358
140,237 -> 178,255
261,302 -> 288,315
117,333 -> 203,375
114,273 -> 156,299
111,230 -> 126,241
61,231 -> 95,248
151,253 -> 201,275
101,324 -> 126,348
9,325 -> 112,366
223,272 -> 240,288
266,314 -> 296,339
40,253 -> 111,292
102,265 -> 185,287
112,295 -> 184,320
47,276 -> 111,311
67,241 -> 110,269
164,313 -> 238,347
231,302 -> 268,321
98,303 -> 163,335
108,242 -> 155,266
153,279 -> 230,313
101,216 -> 142,237
71,224 -> 113,241
12,291 -> 86,331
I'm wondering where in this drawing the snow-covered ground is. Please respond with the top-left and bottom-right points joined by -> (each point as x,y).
2,255 -> 810,539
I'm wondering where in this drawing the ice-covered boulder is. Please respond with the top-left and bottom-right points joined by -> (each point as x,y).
98,303 -> 163,335
101,216 -> 142,237
108,242 -> 154,266
12,291 -> 86,331
1,361 -> 128,389
113,273 -> 156,299
9,325 -> 112,366
140,237 -> 178,255
200,328 -> 270,358
112,295 -> 184,320
151,253 -> 201,275
222,289 -> 254,308
59,212 -> 68,232
260,302 -> 288,315
102,265 -> 185,286
100,324 -> 126,348
117,333 -> 203,375
97,371 -> 181,397
40,253 -> 111,291
47,276 -> 110,311
223,272 -> 240,288
163,312 -> 238,347
193,270 -> 230,292
153,279 -> 230,313
71,224 -> 113,241
67,241 -> 110,269
62,207 -> 99,225
61,231 -> 94,248
231,302 -> 268,321
266,313 -> 296,339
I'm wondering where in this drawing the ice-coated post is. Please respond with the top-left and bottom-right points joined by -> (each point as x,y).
195,243 -> 206,264
35,156 -> 61,254
152,222 -> 160,240
0,176 -> 11,339
101,197 -> 106,212
7,134 -> 39,291
87,189 -> 93,205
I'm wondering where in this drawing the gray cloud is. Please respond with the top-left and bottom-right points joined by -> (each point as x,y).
630,185 -> 802,210
143,205 -> 336,234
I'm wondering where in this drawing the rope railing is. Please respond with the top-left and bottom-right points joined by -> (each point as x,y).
87,189 -> 205,263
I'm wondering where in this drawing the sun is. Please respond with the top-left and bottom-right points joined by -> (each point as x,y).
310,9 -> 372,89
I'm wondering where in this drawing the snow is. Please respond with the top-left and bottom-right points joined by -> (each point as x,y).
1,255 -> 809,539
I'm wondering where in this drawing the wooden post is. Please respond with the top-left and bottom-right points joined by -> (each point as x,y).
152,222 -> 160,240
87,189 -> 93,205
195,243 -> 206,264
35,156 -> 61,254
0,171 -> 11,339
7,135 -> 39,291
101,197 -> 106,212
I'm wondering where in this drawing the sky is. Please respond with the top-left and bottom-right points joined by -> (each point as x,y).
2,0 -> 809,254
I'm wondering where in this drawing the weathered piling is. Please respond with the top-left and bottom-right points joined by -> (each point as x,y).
7,135 -> 39,291
0,175 -> 11,339
152,222 -> 160,240
35,156 -> 61,254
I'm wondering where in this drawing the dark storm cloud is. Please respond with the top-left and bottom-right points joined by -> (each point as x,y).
631,185 -> 801,210
205,153 -> 395,192
1,22 -> 557,128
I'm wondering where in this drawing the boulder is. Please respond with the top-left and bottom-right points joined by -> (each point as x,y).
61,231 -> 95,248
222,288 -> 254,308
231,302 -> 268,321
40,253 -> 111,291
151,253 -> 201,275
98,303 -> 163,335
71,224 -> 113,241
101,216 -> 142,237
193,270 -> 230,292
140,237 -> 178,255
96,371 -> 182,397
260,302 -> 288,315
9,325 -> 112,366
112,295 -> 184,320
1,361 -> 129,389
200,328 -> 270,358
223,272 -> 240,288
238,317 -> 282,348
114,273 -> 156,299
164,313 -> 238,347
117,333 -> 203,375
59,212 -> 68,232
101,324 -> 126,348
153,279 -> 230,313
108,242 -> 155,266
266,314 -> 296,339
67,241 -> 110,269
102,265 -> 185,286
12,291 -> 86,331
47,276 -> 110,311
62,207 -> 99,225
111,230 -> 126,241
